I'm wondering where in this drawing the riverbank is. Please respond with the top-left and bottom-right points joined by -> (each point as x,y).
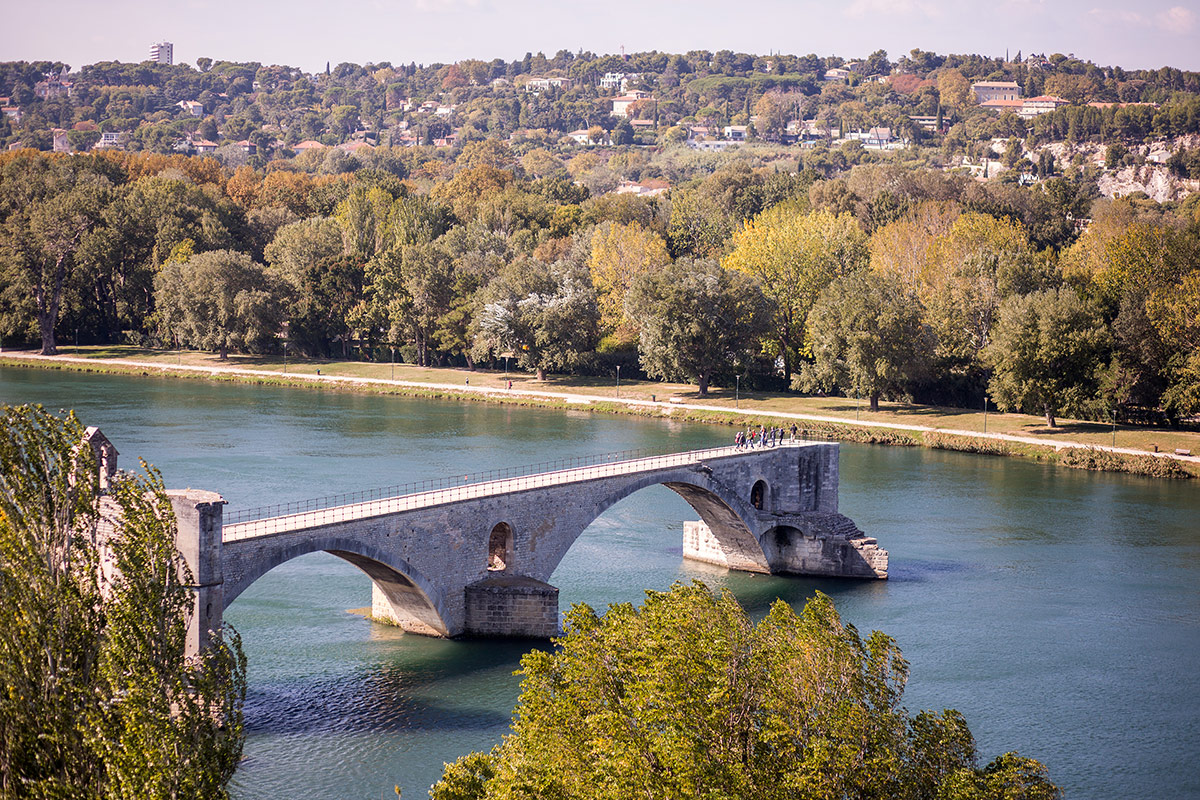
3,346 -> 1198,479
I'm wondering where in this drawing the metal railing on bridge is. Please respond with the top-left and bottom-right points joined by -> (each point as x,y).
221,433 -> 833,541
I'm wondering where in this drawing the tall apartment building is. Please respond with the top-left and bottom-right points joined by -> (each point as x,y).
149,41 -> 173,65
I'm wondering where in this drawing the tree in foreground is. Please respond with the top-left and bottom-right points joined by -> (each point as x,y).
625,258 -> 770,395
984,288 -> 1110,427
431,582 -> 1060,800
797,271 -> 935,411
0,405 -> 246,799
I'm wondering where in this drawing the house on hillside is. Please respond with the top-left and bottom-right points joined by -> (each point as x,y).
600,72 -> 640,92
972,81 -> 1021,103
1018,95 -> 1070,118
723,125 -> 749,141
823,67 -> 851,82
611,90 -> 653,118
293,140 -> 326,154
909,115 -> 943,133
863,126 -> 894,148
614,179 -> 670,197
192,139 -> 218,154
95,132 -> 124,150
177,100 -> 204,117
980,98 -> 1026,115
524,77 -> 574,93
34,68 -> 72,99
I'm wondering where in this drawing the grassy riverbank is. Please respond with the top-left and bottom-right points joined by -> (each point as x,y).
3,346 -> 1198,479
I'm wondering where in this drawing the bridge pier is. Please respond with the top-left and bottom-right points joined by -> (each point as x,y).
168,489 -> 226,657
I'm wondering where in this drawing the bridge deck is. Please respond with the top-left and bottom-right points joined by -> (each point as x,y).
222,442 -> 813,541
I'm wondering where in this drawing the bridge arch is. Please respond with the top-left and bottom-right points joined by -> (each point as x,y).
222,536 -> 450,636
533,469 -> 771,580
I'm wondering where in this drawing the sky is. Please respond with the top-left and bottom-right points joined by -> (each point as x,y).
2,0 -> 1198,75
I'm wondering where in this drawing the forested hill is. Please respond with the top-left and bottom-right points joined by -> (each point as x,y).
1,48 -> 1198,428
3,48 -> 1200,173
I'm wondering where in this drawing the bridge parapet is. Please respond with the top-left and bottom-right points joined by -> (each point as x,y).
221,441 -> 834,541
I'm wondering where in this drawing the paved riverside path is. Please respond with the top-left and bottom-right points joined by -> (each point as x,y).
6,350 -> 1197,467
222,444 -> 751,541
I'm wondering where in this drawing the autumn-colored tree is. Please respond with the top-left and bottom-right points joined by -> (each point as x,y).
519,148 -> 564,179
723,205 -> 868,379
457,139 -> 516,171
587,220 -> 670,336
224,164 -> 261,210
868,201 -> 960,291
256,169 -> 314,216
430,165 -> 514,222
937,68 -> 973,114
441,64 -> 469,90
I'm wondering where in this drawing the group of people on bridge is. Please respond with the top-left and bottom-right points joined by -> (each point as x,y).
735,423 -> 798,450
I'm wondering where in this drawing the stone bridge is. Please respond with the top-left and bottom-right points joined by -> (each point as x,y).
148,441 -> 887,655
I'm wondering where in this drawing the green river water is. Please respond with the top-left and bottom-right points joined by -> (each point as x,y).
2,365 -> 1197,799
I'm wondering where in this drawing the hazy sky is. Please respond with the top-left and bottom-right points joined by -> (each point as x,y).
3,0 -> 1198,74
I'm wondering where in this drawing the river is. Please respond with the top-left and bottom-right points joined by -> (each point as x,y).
2,365 -> 1198,799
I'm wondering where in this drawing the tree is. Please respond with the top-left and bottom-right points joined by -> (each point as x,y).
723,205 -> 868,380
985,288 -> 1110,427
798,271 -> 934,411
473,258 -> 600,380
1146,267 -> 1200,421
366,242 -> 454,367
587,220 -> 670,336
154,248 -> 285,359
431,583 -> 1060,800
0,404 -> 246,799
626,259 -> 770,395
666,188 -> 732,261
937,68 -> 973,115
0,154 -> 113,354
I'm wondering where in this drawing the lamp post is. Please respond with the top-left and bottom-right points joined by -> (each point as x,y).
1111,409 -> 1117,448
390,345 -> 395,381
735,374 -> 740,409
616,364 -> 621,399
283,340 -> 288,374
983,395 -> 988,433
